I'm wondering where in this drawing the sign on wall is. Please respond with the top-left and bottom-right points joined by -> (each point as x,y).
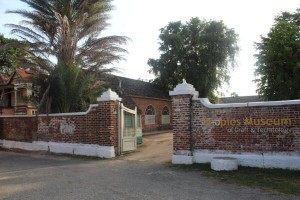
202,117 -> 294,134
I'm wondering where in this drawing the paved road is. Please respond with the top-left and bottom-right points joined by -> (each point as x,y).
0,134 -> 299,200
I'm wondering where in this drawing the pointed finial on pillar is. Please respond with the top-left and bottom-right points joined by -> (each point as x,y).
169,80 -> 199,98
97,88 -> 122,102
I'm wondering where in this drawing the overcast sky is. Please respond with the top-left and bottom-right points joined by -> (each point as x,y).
0,0 -> 299,96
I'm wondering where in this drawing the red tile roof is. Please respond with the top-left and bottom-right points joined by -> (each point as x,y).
16,68 -> 37,81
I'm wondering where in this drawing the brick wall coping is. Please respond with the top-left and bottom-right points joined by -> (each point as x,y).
0,115 -> 35,118
0,104 -> 98,118
39,104 -> 99,116
198,98 -> 300,109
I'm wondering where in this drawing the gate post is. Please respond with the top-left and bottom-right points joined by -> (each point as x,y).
169,80 -> 198,164
97,89 -> 122,157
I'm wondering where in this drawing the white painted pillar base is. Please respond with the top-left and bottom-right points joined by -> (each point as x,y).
171,151 -> 300,170
0,140 -> 115,158
211,157 -> 238,171
172,155 -> 193,164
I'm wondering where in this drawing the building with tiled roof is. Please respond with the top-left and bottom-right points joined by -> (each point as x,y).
0,69 -> 38,115
1,70 -> 172,132
100,75 -> 172,133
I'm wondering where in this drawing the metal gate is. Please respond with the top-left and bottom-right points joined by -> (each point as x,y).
120,104 -> 137,153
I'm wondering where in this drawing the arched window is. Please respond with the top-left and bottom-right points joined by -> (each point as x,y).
145,105 -> 155,115
162,106 -> 170,124
145,105 -> 155,124
162,106 -> 169,115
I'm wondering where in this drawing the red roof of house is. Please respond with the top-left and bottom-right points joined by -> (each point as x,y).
3,68 -> 39,85
15,68 -> 37,81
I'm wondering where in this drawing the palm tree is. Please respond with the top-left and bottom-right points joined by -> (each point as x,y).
5,0 -> 128,113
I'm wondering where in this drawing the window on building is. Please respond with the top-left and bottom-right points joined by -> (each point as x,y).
17,89 -> 24,99
145,105 -> 155,125
162,106 -> 170,124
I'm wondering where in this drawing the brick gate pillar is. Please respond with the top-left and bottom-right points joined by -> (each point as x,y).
97,89 -> 122,156
169,80 -> 199,164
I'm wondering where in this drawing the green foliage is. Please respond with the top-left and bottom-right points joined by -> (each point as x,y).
148,17 -> 239,99
254,9 -> 300,100
5,0 -> 128,113
6,0 -> 128,71
37,64 -> 104,113
51,65 -> 103,113
0,35 -> 23,74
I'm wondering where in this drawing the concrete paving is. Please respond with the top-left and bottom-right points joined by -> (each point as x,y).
0,133 -> 299,200
0,151 -> 298,200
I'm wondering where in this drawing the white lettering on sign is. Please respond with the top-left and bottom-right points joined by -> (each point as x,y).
226,127 -> 293,134
202,117 -> 294,134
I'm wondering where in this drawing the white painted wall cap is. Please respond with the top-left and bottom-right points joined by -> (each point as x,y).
198,98 -> 300,109
97,89 -> 122,102
169,79 -> 199,98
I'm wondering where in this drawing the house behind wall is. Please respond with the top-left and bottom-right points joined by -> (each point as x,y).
99,75 -> 172,133
0,69 -> 38,115
0,69 -> 173,133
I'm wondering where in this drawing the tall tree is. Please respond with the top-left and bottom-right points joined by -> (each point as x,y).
254,9 -> 300,100
148,17 -> 238,99
6,0 -> 128,72
5,0 -> 128,113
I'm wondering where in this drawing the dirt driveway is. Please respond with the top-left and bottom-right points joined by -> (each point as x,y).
122,132 -> 173,163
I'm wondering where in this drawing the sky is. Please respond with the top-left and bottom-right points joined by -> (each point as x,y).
0,0 -> 299,96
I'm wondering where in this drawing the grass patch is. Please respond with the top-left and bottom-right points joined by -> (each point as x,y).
169,163 -> 300,195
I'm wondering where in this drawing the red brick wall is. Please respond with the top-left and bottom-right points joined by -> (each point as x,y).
0,101 -> 120,148
131,96 -> 172,132
0,117 -> 37,142
172,95 -> 193,154
172,94 -> 300,154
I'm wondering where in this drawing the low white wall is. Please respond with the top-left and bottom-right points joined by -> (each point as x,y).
172,150 -> 300,170
0,140 -> 115,158
172,155 -> 193,165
